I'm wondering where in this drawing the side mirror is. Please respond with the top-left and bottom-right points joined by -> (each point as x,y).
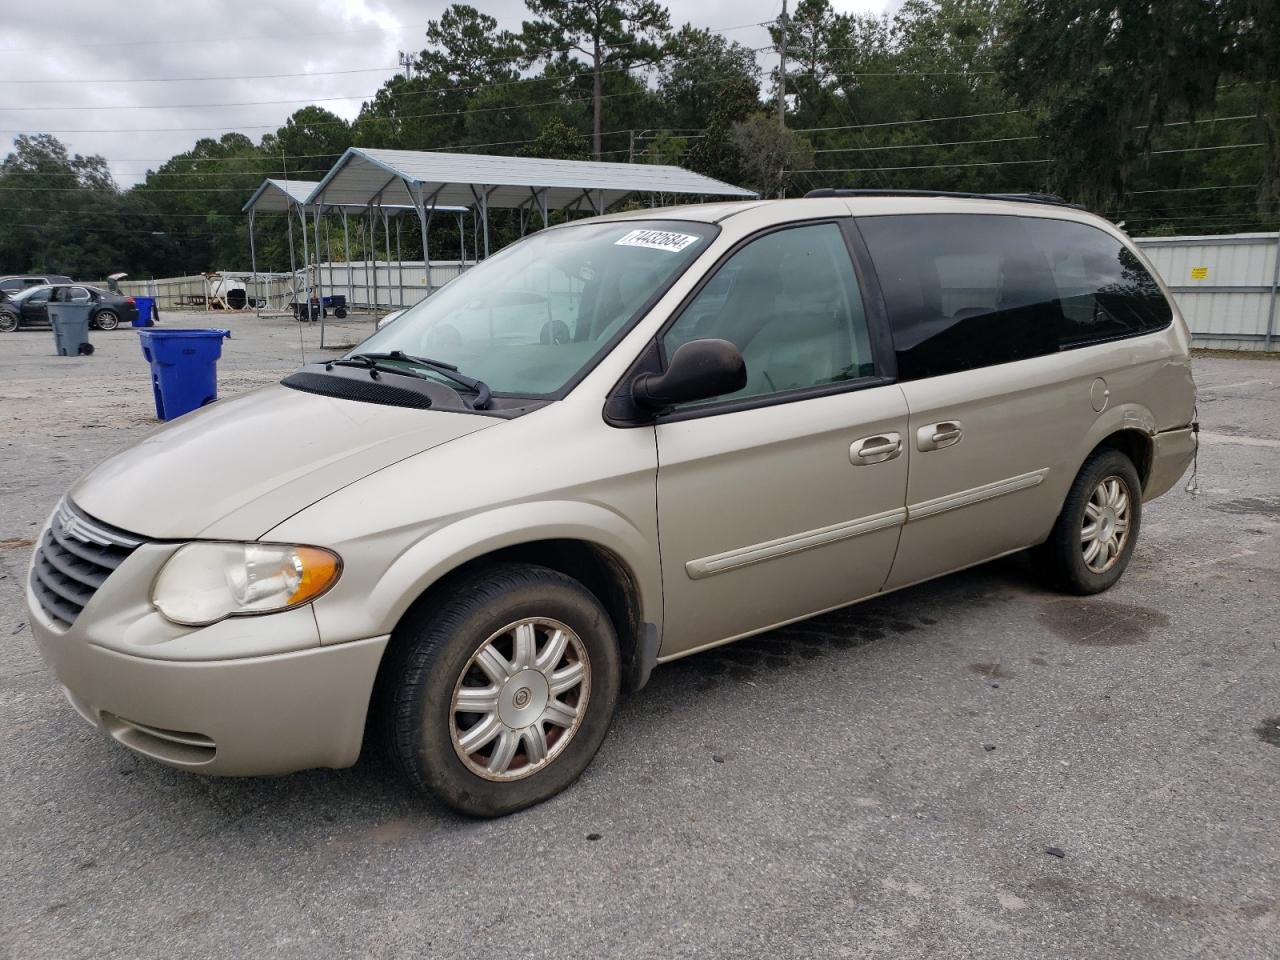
633,338 -> 747,410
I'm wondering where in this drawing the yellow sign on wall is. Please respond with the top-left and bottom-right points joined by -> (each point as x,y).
1190,266 -> 1209,280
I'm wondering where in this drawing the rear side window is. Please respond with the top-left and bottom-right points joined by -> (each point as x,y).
857,214 -> 1171,380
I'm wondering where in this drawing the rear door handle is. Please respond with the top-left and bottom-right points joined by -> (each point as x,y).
917,421 -> 963,452
850,433 -> 902,465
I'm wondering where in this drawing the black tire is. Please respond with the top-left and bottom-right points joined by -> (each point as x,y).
334,306 -> 348,319
1031,448 -> 1142,595
0,311 -> 17,333
379,562 -> 621,817
94,310 -> 120,331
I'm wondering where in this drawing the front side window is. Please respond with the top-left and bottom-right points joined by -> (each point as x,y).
661,221 -> 875,407
352,220 -> 716,397
858,213 -> 1172,381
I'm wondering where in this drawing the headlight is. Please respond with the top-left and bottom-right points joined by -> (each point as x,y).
151,542 -> 341,626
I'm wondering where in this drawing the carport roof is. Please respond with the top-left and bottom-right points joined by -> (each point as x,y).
242,178 -> 318,214
242,177 -> 468,215
305,147 -> 757,211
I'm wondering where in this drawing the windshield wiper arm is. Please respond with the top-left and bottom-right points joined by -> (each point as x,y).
356,351 -> 493,410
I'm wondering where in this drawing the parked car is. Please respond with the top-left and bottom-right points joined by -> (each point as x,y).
25,192 -> 1196,817
0,284 -> 139,332
0,274 -> 73,301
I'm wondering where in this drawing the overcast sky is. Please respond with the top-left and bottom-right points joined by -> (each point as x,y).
0,0 -> 889,186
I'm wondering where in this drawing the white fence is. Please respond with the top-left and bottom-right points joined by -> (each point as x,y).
1135,232 -> 1280,352
314,260 -> 473,310
99,261 -> 475,314
101,233 -> 1279,352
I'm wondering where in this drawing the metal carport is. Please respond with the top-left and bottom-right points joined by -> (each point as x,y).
306,148 -> 758,262
242,178 -> 318,314
243,177 -> 470,319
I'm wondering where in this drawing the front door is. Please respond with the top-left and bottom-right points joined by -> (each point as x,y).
653,220 -> 910,658
22,288 -> 51,326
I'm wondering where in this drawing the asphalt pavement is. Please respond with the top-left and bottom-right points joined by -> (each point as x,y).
1,316 -> 1277,959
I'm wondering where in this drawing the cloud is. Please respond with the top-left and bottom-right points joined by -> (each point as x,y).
0,0 -> 887,186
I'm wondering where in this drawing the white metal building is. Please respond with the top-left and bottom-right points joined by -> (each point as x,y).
1135,232 -> 1280,352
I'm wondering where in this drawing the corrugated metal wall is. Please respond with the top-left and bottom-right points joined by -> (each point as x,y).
1134,232 -> 1280,352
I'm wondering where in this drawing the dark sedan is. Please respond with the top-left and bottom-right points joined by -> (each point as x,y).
0,284 -> 139,333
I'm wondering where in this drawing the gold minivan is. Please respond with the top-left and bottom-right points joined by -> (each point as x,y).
27,192 -> 1197,816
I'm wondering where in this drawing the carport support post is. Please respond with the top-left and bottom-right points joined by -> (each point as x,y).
297,203 -> 311,321
248,208 -> 258,314
1265,228 -> 1280,352
342,210 -> 354,313
314,204 -> 326,348
284,202 -> 298,312
395,216 -> 404,309
381,206 -> 392,308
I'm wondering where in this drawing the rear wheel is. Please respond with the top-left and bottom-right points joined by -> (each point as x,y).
94,310 -> 120,331
380,562 -> 620,817
1031,448 -> 1142,594
0,311 -> 17,333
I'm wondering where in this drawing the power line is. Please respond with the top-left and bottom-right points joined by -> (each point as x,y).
0,43 -> 773,114
795,109 -> 1025,134
1126,184 -> 1257,195
791,157 -> 1053,173
0,65 -> 403,86
0,24 -> 416,54
0,70 -> 749,134
814,135 -> 1040,153
0,18 -> 777,84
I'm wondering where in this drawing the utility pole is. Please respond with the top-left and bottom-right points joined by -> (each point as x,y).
777,0 -> 788,128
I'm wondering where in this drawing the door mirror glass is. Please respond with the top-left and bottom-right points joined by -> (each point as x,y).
633,338 -> 747,410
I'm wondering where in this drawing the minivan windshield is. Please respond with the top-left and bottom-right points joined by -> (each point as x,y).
350,219 -> 716,397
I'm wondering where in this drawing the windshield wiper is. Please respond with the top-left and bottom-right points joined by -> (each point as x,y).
333,352 -> 492,410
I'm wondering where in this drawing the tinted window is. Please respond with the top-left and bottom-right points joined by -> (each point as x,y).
662,222 -> 875,406
858,214 -> 1171,380
1042,222 -> 1172,346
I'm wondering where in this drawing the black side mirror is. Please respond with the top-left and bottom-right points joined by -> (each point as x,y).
633,338 -> 746,410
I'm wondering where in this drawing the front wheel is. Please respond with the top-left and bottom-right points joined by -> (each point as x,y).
0,311 -> 17,333
380,562 -> 621,817
1031,448 -> 1142,594
94,310 -> 120,331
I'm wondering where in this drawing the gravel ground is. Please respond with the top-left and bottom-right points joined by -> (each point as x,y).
0,316 -> 1277,959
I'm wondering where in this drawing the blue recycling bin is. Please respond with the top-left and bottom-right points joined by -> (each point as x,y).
133,295 -> 156,327
137,328 -> 230,421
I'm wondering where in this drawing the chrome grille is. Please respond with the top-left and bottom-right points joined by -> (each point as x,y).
30,499 -> 145,629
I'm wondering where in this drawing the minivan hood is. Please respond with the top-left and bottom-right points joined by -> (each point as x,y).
71,384 -> 496,540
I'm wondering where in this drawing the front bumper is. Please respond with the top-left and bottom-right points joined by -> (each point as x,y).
25,548 -> 389,777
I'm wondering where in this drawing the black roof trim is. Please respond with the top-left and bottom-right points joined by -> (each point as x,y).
803,188 -> 1086,210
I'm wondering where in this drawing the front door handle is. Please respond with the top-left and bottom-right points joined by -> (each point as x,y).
917,420 -> 963,452
850,432 -> 902,465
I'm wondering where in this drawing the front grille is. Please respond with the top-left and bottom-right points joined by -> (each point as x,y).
30,499 -> 145,629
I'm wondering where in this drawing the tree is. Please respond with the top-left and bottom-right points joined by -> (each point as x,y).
658,25 -> 760,132
731,114 -> 814,198
686,74 -> 760,186
518,117 -> 590,159
0,134 -> 120,277
523,0 -> 671,159
259,106 -> 351,171
996,1 -> 1231,209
